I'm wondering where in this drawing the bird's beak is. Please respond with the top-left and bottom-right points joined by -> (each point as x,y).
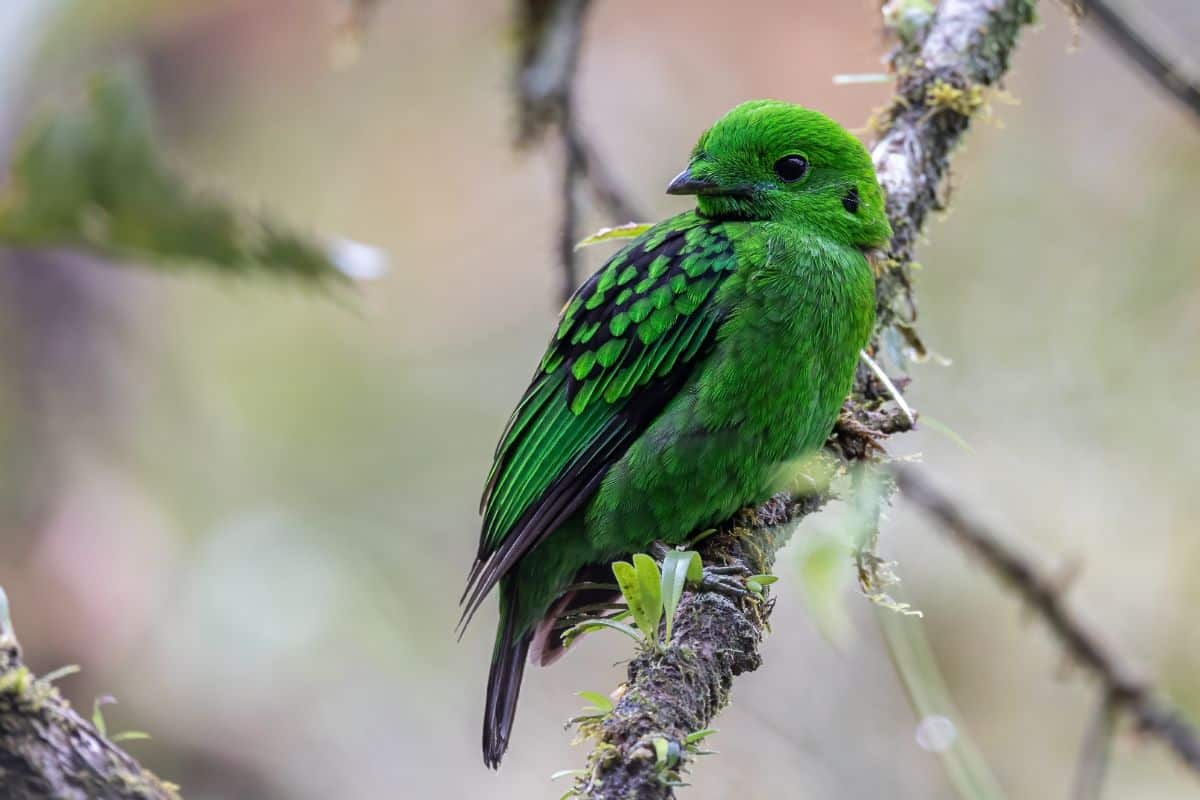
666,167 -> 721,196
666,166 -> 752,197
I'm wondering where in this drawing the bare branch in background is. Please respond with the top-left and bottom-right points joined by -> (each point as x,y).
894,466 -> 1200,778
509,0 -> 1037,795
1079,0 -> 1200,123
0,588 -> 179,800
514,0 -> 643,303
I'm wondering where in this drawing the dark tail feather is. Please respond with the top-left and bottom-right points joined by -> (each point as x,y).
483,589 -> 531,769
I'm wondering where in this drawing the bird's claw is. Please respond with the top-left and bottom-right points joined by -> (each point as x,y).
833,412 -> 888,459
647,541 -> 752,598
697,564 -> 750,599
649,540 -> 672,560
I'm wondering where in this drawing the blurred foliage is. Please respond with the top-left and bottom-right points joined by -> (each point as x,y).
0,66 -> 360,282
878,605 -> 1007,800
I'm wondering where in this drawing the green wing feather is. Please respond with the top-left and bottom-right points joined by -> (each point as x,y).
459,211 -> 739,628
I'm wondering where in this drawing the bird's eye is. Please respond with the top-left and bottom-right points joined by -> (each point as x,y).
842,187 -> 860,214
773,155 -> 808,183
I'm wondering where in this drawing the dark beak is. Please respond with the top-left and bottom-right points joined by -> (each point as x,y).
666,167 -> 753,198
666,167 -> 718,196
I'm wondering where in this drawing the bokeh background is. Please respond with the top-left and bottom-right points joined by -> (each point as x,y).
1,1 -> 1198,798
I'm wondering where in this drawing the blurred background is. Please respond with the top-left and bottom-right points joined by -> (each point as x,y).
1,1 -> 1198,798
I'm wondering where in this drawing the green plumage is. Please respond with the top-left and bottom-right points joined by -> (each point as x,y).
466,100 -> 893,767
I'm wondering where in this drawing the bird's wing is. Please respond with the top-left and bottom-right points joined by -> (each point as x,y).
459,212 -> 740,629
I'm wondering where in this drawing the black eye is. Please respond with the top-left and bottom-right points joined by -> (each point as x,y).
773,155 -> 808,182
842,187 -> 860,214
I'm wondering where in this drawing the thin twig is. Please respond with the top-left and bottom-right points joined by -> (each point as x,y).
514,0 -> 643,303
1072,692 -> 1119,800
565,121 -> 643,225
894,466 -> 1200,778
558,108 -> 586,303
1080,0 -> 1200,123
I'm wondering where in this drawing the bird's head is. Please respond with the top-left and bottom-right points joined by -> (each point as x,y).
668,100 -> 892,250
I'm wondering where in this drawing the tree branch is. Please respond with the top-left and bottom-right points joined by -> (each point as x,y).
893,467 -> 1200,778
0,587 -> 179,800
513,0 -> 644,304
1079,0 -> 1200,123
532,1 -> 1037,797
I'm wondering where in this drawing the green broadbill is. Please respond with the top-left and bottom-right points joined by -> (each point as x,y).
461,100 -> 891,767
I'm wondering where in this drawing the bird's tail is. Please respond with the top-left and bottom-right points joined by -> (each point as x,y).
483,582 -> 531,769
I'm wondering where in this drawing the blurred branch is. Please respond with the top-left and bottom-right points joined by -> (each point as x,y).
513,0 -> 643,303
520,1 -> 1036,797
1077,0 -> 1200,123
0,587 -> 179,800
0,66 -> 384,283
894,466 -> 1200,779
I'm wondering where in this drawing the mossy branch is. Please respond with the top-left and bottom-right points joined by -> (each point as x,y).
0,588 -> 179,800
522,1 -> 1037,797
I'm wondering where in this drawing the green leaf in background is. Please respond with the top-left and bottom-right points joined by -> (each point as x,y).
0,65 -> 384,282
659,550 -> 694,645
795,534 -> 854,646
877,603 -> 1007,800
91,694 -> 115,737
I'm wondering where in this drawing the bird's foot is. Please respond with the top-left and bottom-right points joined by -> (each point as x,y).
832,411 -> 888,460
647,541 -> 749,599
648,540 -> 672,560
697,563 -> 751,599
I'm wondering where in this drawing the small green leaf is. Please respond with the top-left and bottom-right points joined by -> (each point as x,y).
39,664 -> 81,684
611,561 -> 652,642
614,556 -> 663,644
652,737 -> 670,766
561,617 -> 642,648
660,550 -> 693,645
746,574 -> 778,586
632,554 -> 663,642
111,731 -> 151,743
550,769 -> 588,781
92,695 -> 115,737
651,738 -> 682,768
684,551 -> 703,584
683,728 -> 718,745
575,222 -> 654,249
746,580 -> 762,596
576,690 -> 613,714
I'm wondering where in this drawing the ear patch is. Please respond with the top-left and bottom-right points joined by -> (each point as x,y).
842,187 -> 860,214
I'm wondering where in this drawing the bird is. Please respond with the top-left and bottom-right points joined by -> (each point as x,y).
461,99 -> 892,768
